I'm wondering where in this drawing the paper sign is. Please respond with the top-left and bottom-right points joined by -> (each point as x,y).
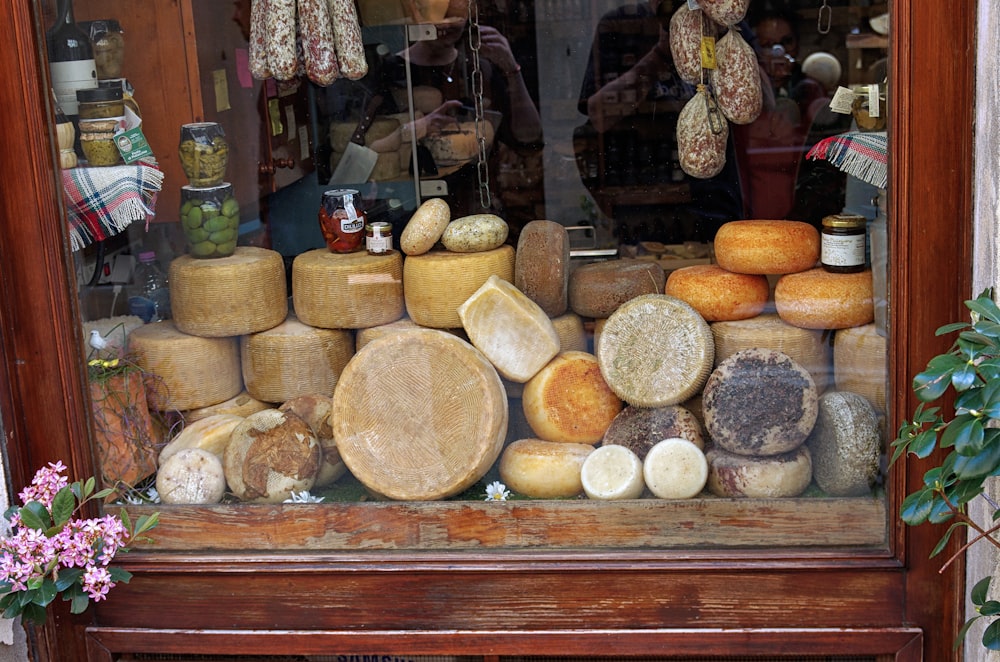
268,98 -> 283,136
700,37 -> 716,70
213,69 -> 231,112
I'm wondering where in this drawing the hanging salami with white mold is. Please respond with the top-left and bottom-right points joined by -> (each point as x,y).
328,0 -> 369,80
677,85 -> 728,179
249,0 -> 273,80
265,0 -> 298,80
669,3 -> 708,85
298,0 -> 340,85
714,28 -> 761,124
699,0 -> 751,28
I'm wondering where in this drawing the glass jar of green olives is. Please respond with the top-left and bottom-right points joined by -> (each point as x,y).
178,122 -> 229,187
180,183 -> 240,258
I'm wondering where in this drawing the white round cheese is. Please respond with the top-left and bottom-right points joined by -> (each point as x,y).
581,444 -> 645,500
156,448 -> 227,504
642,437 -> 708,499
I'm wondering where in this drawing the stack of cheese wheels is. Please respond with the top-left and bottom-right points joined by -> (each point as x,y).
833,323 -> 887,414
515,220 -> 571,317
400,198 -> 450,256
580,444 -> 645,500
601,404 -> 704,459
170,246 -> 287,337
597,294 -> 714,407
458,274 -> 560,382
522,351 -> 622,444
642,437 -> 709,499
569,259 -> 666,319
332,329 -> 507,500
279,393 -> 346,487
665,264 -> 769,321
714,220 -> 820,275
292,249 -> 404,329
404,245 -> 515,328
702,348 -> 816,497
499,438 -> 594,498
183,391 -> 270,423
711,313 -> 832,392
223,408 -> 321,503
158,413 -> 244,465
775,268 -> 875,330
240,314 -> 353,404
552,312 -> 588,352
805,390 -> 881,496
128,321 -> 242,411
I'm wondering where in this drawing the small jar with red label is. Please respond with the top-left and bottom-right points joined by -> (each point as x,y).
318,189 -> 365,253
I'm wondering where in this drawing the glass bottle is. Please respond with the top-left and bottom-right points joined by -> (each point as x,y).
46,0 -> 98,119
127,251 -> 172,323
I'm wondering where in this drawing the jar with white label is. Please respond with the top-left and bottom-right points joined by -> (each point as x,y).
821,214 -> 867,274
318,189 -> 365,253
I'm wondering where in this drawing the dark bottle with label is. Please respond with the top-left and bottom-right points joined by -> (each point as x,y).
46,0 -> 98,122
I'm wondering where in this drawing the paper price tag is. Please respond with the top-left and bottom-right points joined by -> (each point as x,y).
829,86 -> 856,114
868,84 -> 881,118
700,36 -> 717,70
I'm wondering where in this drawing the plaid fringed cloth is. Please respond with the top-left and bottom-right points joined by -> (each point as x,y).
806,130 -> 887,190
62,164 -> 164,251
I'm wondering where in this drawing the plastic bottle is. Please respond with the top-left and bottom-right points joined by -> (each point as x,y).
127,251 -> 171,323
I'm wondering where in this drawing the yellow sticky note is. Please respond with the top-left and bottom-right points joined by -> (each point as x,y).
213,69 -> 231,112
268,98 -> 283,137
700,37 -> 717,70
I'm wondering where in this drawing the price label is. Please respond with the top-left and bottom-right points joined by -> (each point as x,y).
700,37 -> 717,70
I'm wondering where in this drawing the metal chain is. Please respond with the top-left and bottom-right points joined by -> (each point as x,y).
817,0 -> 832,34
467,0 -> 492,209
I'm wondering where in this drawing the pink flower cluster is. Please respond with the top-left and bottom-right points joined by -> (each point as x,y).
0,462 -> 130,601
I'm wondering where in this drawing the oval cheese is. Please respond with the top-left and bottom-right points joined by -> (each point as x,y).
292,249 -> 404,329
441,213 -> 509,252
400,197 -> 450,255
403,246 -> 515,328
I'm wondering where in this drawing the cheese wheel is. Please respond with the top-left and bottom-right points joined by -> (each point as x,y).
332,330 -> 507,500
714,220 -> 820,275
355,318 -> 424,352
522,351 -> 623,444
703,348 -> 818,456
581,444 -> 645,500
158,413 -> 244,466
156,448 -> 227,505
170,247 -> 287,337
833,323 -> 887,414
223,408 -> 321,503
184,391 -> 271,423
400,197 -> 450,255
602,404 -> 705,459
552,312 -> 587,352
404,246 -> 515,328
711,313 -> 832,393
806,391 -> 881,496
441,214 -> 509,253
515,220 -> 570,317
569,259 -> 667,319
642,437 -> 709,499
458,274 -> 560,382
706,445 -> 813,498
597,294 -> 714,407
279,393 -> 346,487
774,268 -> 875,330
241,315 -> 354,404
292,249 -> 404,329
499,438 -> 594,498
665,264 -> 769,322
128,321 -> 242,411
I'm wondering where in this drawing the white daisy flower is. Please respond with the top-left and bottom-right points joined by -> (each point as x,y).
284,490 -> 325,503
484,481 -> 510,501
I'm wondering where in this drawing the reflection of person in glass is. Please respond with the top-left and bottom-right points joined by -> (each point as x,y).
374,15 -> 542,218
576,0 -> 743,244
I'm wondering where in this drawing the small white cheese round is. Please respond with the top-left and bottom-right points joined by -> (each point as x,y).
642,437 -> 708,499
581,444 -> 645,500
156,448 -> 227,504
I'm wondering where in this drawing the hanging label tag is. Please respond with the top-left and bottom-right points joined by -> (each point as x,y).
829,86 -> 856,114
868,83 -> 881,117
687,0 -> 700,8
700,37 -> 717,70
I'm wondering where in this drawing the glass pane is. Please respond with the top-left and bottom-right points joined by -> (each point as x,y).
58,0 -> 890,550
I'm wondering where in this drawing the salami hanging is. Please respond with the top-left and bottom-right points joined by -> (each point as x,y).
249,0 -> 273,80
328,0 -> 369,80
677,85 -> 728,179
699,0 -> 751,27
297,0 -> 340,85
714,28 -> 762,124
669,4 -> 707,85
266,0 -> 299,80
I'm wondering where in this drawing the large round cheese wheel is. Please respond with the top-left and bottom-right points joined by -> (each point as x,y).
498,438 -> 593,498
170,247 -> 287,337
806,390 -> 881,496
279,393 -> 346,488
522,351 -> 623,444
714,220 -> 820,275
601,404 -> 704,459
515,220 -> 570,317
597,294 -> 714,407
706,445 -> 813,498
128,321 -> 242,411
355,318 -> 424,352
332,329 -> 507,500
292,249 -> 404,329
241,314 -> 354,404
642,437 -> 708,499
400,197 -> 451,255
569,259 -> 666,319
774,268 -> 875,330
183,391 -> 270,423
581,444 -> 645,500
552,312 -> 587,352
711,313 -> 832,392
223,408 -> 322,503
665,264 -> 769,321
403,246 -> 515,328
833,323 -> 887,414
702,348 -> 818,456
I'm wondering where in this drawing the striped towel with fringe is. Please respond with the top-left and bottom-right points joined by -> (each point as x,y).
62,163 -> 164,251
806,130 -> 887,189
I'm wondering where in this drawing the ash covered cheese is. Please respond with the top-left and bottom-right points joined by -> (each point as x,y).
602,404 -> 705,459
596,294 -> 714,407
702,348 -> 818,456
404,245 -> 515,328
292,249 -> 404,329
458,274 -> 560,382
515,220 -> 571,317
806,390 -> 881,496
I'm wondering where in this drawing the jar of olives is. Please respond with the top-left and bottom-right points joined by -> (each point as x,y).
178,122 -> 229,187
180,183 -> 240,258
85,19 -> 125,80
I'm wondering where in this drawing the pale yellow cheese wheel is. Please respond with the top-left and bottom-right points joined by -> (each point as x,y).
774,268 -> 874,330
292,249 -> 404,329
158,413 -> 244,466
714,220 -> 820,275
241,314 -> 354,404
403,245 -> 515,328
169,247 -> 287,337
332,329 -> 508,500
706,445 -> 813,498
833,323 -> 887,414
499,438 -> 594,498
522,351 -> 622,444
355,318 -> 424,352
552,312 -> 587,352
127,321 -> 242,411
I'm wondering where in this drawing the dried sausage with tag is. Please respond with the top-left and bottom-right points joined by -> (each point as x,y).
249,0 -> 273,79
677,85 -> 728,179
699,0 -> 750,27
714,28 -> 761,124
669,4 -> 706,84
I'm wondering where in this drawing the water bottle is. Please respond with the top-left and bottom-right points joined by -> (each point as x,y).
127,251 -> 171,323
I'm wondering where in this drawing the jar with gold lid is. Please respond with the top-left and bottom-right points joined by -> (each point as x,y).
821,214 -> 867,273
